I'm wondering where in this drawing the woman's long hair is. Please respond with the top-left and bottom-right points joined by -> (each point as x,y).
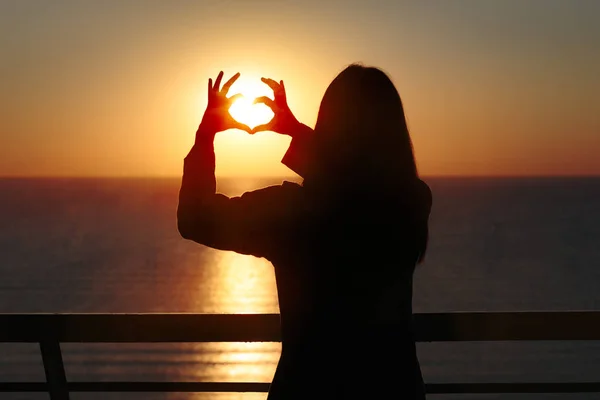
306,64 -> 418,184
304,63 -> 429,263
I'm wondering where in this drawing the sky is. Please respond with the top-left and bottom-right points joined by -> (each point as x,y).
1,0 -> 599,177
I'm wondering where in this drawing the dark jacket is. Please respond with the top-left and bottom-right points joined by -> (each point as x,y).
178,130 -> 432,399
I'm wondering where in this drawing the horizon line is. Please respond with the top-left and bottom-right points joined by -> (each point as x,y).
1,174 -> 599,180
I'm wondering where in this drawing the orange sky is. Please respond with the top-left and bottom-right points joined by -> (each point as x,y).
1,0 -> 599,178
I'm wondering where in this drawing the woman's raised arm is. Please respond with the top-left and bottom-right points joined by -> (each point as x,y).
177,72 -> 297,258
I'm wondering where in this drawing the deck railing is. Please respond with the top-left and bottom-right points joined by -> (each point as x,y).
1,312 -> 600,399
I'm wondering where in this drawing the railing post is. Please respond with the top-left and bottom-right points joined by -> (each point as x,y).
39,339 -> 70,400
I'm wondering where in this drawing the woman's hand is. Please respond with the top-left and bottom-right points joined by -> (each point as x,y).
252,78 -> 302,136
197,71 -> 251,140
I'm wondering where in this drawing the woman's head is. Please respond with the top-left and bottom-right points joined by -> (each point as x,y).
307,64 -> 418,185
304,64 -> 429,264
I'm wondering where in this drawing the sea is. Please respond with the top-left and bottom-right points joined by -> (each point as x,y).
0,176 -> 599,400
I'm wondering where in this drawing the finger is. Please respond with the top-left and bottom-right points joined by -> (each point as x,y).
261,77 -> 280,92
232,121 -> 252,133
227,93 -> 244,104
279,80 -> 287,99
221,72 -> 240,94
252,121 -> 274,134
208,78 -> 213,92
253,96 -> 276,109
214,71 -> 224,90
261,77 -> 277,85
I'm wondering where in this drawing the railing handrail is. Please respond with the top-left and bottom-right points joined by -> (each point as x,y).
2,311 -> 600,399
2,311 -> 600,342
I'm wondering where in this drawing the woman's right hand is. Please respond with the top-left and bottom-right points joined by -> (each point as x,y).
252,78 -> 302,136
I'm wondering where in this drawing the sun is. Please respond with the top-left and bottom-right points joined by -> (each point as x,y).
229,97 -> 274,129
227,78 -> 275,129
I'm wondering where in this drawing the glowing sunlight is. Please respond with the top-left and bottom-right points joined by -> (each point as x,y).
228,80 -> 274,129
229,96 -> 273,129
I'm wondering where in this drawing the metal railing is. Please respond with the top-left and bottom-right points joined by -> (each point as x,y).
1,312 -> 600,399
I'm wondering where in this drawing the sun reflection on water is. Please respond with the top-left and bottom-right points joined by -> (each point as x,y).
212,251 -> 279,314
188,251 -> 281,393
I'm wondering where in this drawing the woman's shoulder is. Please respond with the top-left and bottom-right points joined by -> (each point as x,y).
389,178 -> 431,204
385,178 -> 432,219
416,178 -> 432,203
414,179 -> 433,217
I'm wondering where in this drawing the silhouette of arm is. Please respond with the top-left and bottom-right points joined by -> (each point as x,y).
280,123 -> 314,178
178,127 -> 293,258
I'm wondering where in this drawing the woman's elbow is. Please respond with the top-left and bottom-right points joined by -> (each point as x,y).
177,219 -> 193,241
177,206 -> 217,244
177,206 -> 198,240
177,219 -> 192,240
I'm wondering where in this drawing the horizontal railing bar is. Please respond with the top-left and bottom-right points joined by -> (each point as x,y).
426,382 -> 600,394
413,311 -> 600,341
2,381 -> 600,393
0,313 -> 280,343
0,383 -> 48,392
0,382 -> 270,393
2,312 -> 600,342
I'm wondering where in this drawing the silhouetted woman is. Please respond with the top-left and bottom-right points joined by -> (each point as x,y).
178,64 -> 432,399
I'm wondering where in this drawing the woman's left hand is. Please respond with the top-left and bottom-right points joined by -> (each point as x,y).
197,71 -> 251,139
